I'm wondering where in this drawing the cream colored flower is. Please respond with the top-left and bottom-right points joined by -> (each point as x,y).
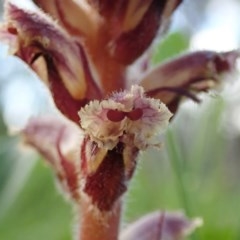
79,85 -> 172,150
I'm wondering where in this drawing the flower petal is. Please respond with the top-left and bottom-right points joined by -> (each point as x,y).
109,0 -> 183,64
119,0 -> 154,33
1,2 -> 101,122
120,211 -> 202,240
122,0 -> 182,33
140,50 -> 240,113
22,115 -> 83,201
81,139 -> 128,211
79,85 -> 172,150
4,2 -> 88,99
33,0 -> 100,40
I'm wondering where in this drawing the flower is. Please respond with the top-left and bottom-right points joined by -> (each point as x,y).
1,0 -> 239,211
0,0 -> 184,210
1,0 -> 238,122
1,0 -> 239,239
23,85 -> 173,211
79,85 -> 172,150
120,211 -> 203,240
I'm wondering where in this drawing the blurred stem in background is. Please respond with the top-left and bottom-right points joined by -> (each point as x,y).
166,128 -> 193,219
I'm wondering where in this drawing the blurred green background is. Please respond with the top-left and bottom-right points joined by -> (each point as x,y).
1,0 -> 240,240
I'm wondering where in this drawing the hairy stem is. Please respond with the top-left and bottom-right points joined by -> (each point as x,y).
78,197 -> 122,240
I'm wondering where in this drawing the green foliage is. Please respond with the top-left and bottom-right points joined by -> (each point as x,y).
151,31 -> 189,65
0,159 -> 72,240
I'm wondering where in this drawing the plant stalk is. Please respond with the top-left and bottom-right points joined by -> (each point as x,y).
78,197 -> 122,240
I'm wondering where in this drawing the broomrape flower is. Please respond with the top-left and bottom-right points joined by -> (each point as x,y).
0,0 -> 239,240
